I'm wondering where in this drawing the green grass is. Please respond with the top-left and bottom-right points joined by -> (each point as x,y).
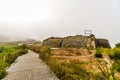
0,44 -> 28,79
48,59 -> 93,80
0,60 -> 8,79
109,48 -> 120,60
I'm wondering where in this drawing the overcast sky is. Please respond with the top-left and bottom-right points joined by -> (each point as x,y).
0,0 -> 120,46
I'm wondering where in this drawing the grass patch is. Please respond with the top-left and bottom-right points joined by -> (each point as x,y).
31,46 -> 108,80
48,59 -> 92,80
109,48 -> 120,60
0,44 -> 28,79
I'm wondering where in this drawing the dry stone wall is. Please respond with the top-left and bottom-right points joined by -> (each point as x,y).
95,39 -> 111,48
61,35 -> 89,48
42,35 -> 111,49
42,37 -> 63,48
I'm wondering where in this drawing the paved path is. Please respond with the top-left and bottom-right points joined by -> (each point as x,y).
3,51 -> 59,80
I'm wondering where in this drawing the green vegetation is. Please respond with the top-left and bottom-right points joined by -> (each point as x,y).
109,48 -> 120,60
49,60 -> 92,80
0,60 -> 8,79
39,46 -> 51,62
30,45 -> 41,53
112,60 -> 120,72
0,44 -> 28,79
115,43 -> 120,48
109,42 -> 120,60
95,48 -> 103,58
108,45 -> 120,79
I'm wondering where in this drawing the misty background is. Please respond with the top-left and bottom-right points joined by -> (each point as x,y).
0,0 -> 120,47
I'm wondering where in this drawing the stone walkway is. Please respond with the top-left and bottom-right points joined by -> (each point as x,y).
3,51 -> 59,80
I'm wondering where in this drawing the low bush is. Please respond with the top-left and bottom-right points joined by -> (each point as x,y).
0,48 -> 2,53
30,45 -> 41,53
5,53 -> 17,64
18,44 -> 27,49
109,48 -> 120,60
39,46 -> 51,62
115,43 -> 120,48
0,60 -> 8,79
0,70 -> 8,79
112,60 -> 120,72
95,48 -> 103,58
18,49 -> 28,56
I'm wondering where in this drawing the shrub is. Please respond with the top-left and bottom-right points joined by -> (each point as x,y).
0,48 -> 2,53
112,60 -> 120,72
18,49 -> 28,56
95,48 -> 103,58
0,60 -> 8,70
39,46 -> 51,62
31,45 -> 41,53
19,44 -> 27,49
115,43 -> 120,48
0,70 -> 8,79
109,48 -> 120,60
0,60 -> 8,79
5,54 -> 16,64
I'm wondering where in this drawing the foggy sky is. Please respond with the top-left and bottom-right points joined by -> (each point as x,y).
0,0 -> 120,46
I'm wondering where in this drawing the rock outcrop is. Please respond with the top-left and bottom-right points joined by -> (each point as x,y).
42,34 -> 111,49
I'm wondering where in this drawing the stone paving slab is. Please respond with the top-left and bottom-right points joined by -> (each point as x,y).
3,51 -> 59,80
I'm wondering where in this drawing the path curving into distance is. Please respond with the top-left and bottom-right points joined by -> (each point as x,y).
3,50 -> 59,80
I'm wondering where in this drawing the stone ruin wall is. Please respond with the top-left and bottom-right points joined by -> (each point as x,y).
42,35 -> 111,49
42,37 -> 63,48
